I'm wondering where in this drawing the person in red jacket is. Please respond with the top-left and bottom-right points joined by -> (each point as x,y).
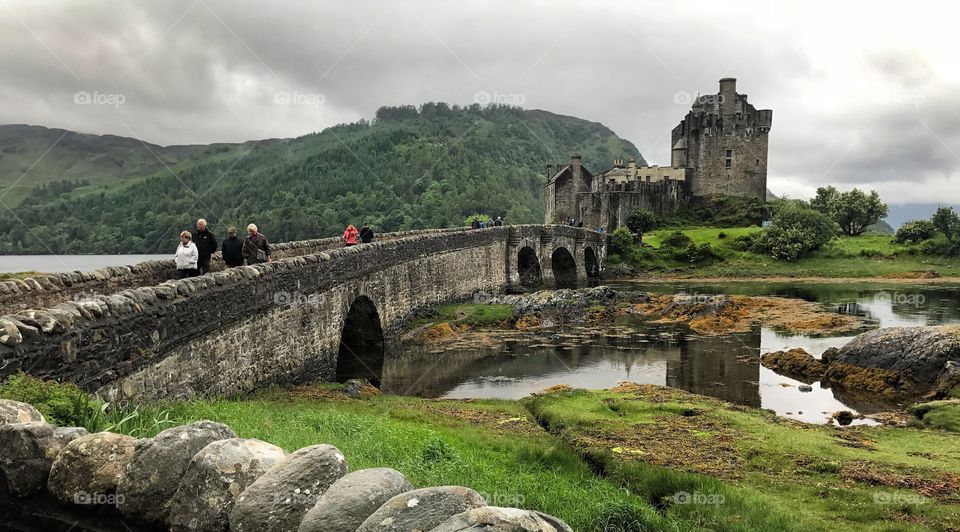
343,224 -> 359,246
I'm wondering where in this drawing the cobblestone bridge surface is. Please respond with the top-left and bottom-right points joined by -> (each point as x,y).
0,225 -> 604,402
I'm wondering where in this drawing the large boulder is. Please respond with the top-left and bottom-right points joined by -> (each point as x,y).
0,399 -> 44,425
47,432 -> 136,506
828,325 -> 960,397
117,420 -> 236,524
430,506 -> 574,532
0,422 -> 87,496
760,348 -> 826,383
229,444 -> 348,532
357,486 -> 487,532
168,438 -> 286,532
298,468 -> 413,532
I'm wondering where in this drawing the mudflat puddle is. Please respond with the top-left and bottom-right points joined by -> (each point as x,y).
382,281 -> 960,425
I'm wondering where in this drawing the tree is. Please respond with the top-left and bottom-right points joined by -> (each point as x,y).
817,188 -> 888,236
754,204 -> 837,261
809,186 -> 838,214
625,209 -> 659,234
894,219 -> 936,244
932,206 -> 960,243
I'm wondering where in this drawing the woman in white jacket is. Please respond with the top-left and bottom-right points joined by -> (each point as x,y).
175,230 -> 199,278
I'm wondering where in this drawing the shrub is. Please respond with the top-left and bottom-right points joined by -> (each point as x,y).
932,206 -> 960,243
609,227 -> 634,256
717,232 -> 727,239
895,219 -> 937,244
626,209 -> 659,234
753,204 -> 837,261
660,231 -> 693,249
919,237 -> 960,257
670,243 -> 719,264
729,232 -> 761,252
0,372 -> 100,427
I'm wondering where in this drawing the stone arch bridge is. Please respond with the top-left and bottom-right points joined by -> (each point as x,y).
0,225 -> 604,403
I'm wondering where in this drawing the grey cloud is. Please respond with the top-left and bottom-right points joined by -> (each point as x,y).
0,0 -> 956,203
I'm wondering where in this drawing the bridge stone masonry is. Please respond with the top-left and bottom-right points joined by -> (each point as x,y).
0,225 -> 604,404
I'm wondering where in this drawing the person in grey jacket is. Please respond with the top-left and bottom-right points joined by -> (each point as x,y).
242,223 -> 272,265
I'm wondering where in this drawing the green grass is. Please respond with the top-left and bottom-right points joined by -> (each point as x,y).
7,375 -> 960,530
411,303 -> 514,328
525,386 -> 960,531
618,226 -> 960,278
912,400 -> 960,432
0,271 -> 41,281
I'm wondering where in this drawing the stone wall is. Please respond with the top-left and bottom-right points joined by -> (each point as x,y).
0,225 -> 604,403
574,179 -> 688,233
0,403 -> 572,531
0,228 -> 467,314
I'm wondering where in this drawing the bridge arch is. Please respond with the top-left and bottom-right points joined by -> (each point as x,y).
551,247 -> 578,289
584,246 -> 599,281
336,295 -> 385,385
517,246 -> 542,289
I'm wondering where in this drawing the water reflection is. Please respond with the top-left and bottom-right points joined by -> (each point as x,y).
383,281 -> 960,424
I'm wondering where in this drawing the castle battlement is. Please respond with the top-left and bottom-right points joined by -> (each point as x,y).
544,78 -> 772,232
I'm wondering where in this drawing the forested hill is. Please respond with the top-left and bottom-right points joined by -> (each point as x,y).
0,104 -> 642,254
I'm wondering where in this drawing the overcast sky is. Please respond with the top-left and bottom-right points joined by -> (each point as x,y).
2,0 -> 958,205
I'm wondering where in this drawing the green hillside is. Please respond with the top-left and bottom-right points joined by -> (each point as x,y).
0,124 -> 271,209
0,103 -> 642,254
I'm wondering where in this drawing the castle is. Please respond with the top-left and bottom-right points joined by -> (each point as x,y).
544,78 -> 772,231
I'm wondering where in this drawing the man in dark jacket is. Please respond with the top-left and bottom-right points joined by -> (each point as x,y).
221,226 -> 244,267
192,218 -> 218,274
359,223 -> 374,244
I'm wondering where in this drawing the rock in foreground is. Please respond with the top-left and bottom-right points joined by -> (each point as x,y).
0,399 -> 45,425
230,444 -> 348,532
168,438 -> 286,531
117,420 -> 236,524
0,422 -> 87,496
431,506 -> 574,532
357,486 -> 487,532
47,432 -> 136,506
299,468 -> 413,532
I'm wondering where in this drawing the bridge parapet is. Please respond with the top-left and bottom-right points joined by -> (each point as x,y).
0,228 -> 468,314
0,225 -> 604,402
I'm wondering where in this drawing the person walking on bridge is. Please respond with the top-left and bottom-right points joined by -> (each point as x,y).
192,218 -> 218,274
243,223 -> 272,264
221,226 -> 244,267
359,223 -> 374,244
174,231 -> 199,279
343,224 -> 359,246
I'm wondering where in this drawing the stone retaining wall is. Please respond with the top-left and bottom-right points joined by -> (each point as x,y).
0,399 -> 572,531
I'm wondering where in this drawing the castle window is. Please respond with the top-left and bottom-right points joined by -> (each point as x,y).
724,149 -> 733,168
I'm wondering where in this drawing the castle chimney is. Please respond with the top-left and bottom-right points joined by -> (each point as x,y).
628,158 -> 637,180
570,155 -> 582,181
719,77 -> 736,116
546,164 -> 554,181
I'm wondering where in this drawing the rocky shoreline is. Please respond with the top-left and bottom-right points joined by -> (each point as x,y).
762,325 -> 960,403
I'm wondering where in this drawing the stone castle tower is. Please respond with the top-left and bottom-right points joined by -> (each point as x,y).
670,77 -> 772,200
544,77 -> 772,231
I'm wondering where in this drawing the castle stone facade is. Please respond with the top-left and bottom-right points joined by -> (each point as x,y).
544,77 -> 772,232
